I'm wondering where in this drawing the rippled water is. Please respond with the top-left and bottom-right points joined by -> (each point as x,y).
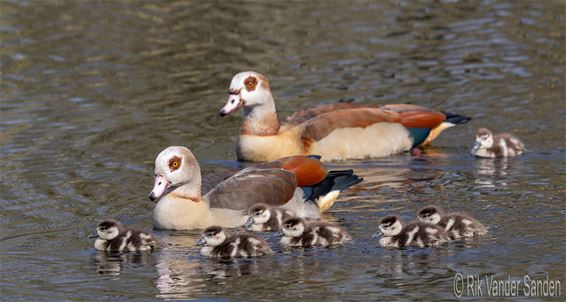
1,1 -> 565,301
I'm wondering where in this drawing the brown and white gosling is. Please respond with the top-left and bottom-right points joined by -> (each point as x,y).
417,205 -> 487,240
91,219 -> 158,252
280,217 -> 351,247
372,216 -> 449,249
244,203 -> 295,232
196,226 -> 273,259
471,128 -> 525,158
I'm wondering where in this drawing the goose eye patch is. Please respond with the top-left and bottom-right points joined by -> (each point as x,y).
169,156 -> 182,171
244,76 -> 257,91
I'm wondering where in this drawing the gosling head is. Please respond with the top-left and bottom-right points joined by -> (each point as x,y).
196,226 -> 227,247
417,205 -> 445,224
281,217 -> 306,238
244,204 -> 271,229
473,128 -> 494,151
219,71 -> 274,117
373,216 -> 403,238
95,219 -> 123,240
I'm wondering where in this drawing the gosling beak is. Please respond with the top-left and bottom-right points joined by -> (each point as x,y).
196,237 -> 207,246
219,94 -> 243,117
471,140 -> 481,153
371,231 -> 383,238
274,230 -> 284,237
149,175 -> 169,202
88,232 -> 99,239
243,217 -> 255,229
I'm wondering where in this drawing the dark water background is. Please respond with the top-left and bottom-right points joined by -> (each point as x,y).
1,0 -> 565,301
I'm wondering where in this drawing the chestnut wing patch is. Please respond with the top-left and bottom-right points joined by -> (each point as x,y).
380,104 -> 446,129
286,103 -> 380,125
205,168 -> 297,210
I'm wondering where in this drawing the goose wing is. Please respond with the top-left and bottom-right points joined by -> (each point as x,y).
205,167 -> 297,210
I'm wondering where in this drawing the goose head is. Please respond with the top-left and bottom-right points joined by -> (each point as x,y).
149,146 -> 201,201
219,71 -> 274,117
281,217 -> 306,238
472,128 -> 494,152
95,219 -> 123,240
417,206 -> 444,225
196,226 -> 227,247
373,216 -> 403,238
244,203 -> 271,229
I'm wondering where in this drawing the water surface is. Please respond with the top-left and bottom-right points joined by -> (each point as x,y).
1,1 -> 565,301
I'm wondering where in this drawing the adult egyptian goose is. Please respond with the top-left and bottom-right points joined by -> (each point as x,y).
149,146 -> 362,230
219,71 -> 471,162
471,128 -> 525,158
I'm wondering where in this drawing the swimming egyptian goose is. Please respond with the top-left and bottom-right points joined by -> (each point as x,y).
471,128 -> 525,158
149,146 -> 362,230
219,71 -> 471,162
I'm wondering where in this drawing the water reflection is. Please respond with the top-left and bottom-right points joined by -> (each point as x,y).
473,157 -> 512,188
152,230 -> 202,298
91,250 -> 157,276
199,259 -> 262,279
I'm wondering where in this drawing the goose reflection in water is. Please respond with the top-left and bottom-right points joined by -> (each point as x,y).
474,157 -> 512,188
92,250 -> 157,276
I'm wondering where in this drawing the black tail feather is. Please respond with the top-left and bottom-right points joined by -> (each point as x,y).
331,171 -> 363,192
301,169 -> 363,202
442,111 -> 471,125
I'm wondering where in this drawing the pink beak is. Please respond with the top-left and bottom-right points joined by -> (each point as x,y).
219,94 -> 243,117
149,175 -> 169,202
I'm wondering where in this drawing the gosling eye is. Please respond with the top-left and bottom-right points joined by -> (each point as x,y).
231,100 -> 235,104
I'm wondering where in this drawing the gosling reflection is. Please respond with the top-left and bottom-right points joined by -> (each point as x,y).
199,258 -> 262,279
152,229 -> 271,298
374,248 -> 454,281
151,226 -> 341,298
153,230 -> 201,299
474,157 -> 511,188
92,250 -> 157,276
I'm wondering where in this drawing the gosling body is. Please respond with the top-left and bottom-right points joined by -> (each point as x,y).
245,203 -> 295,232
374,216 -> 448,249
197,226 -> 272,259
472,128 -> 525,158
280,217 -> 351,247
417,205 -> 487,239
93,219 -> 158,252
